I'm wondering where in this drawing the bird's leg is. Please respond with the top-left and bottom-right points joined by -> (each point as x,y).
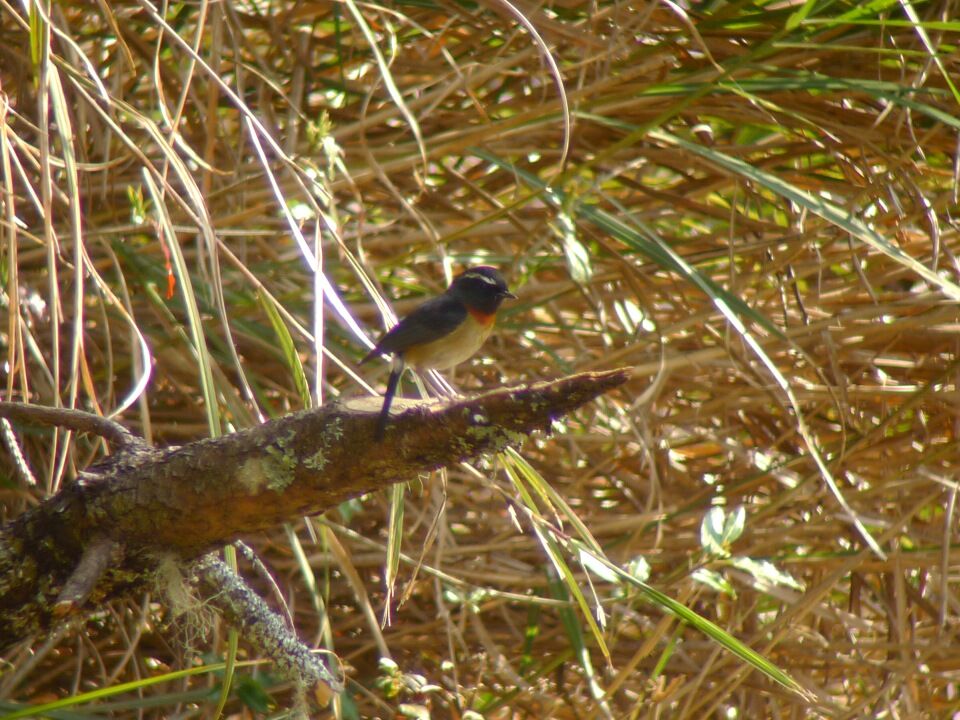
375,357 -> 404,441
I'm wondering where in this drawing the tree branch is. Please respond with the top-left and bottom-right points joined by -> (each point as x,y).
0,369 -> 629,651
191,554 -> 343,692
0,403 -> 146,451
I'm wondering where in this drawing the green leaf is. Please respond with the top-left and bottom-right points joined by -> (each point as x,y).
235,675 -> 273,713
701,507 -> 730,557
733,557 -> 805,592
701,506 -> 746,557
693,567 -> 737,596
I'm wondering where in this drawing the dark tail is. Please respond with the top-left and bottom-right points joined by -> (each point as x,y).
375,363 -> 403,441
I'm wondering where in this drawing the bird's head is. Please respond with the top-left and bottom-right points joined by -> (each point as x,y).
448,266 -> 517,315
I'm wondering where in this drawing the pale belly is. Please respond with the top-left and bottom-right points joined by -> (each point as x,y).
403,316 -> 494,370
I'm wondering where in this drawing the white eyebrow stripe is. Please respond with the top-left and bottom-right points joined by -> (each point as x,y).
462,272 -> 498,286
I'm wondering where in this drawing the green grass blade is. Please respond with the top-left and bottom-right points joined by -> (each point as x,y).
573,540 -> 811,700
504,447 -> 604,555
546,573 -> 613,719
383,482 -> 405,625
258,291 -> 311,409
649,129 -> 960,301
502,460 -> 611,661
1,661 -> 248,719
141,171 -> 222,437
470,147 -> 785,337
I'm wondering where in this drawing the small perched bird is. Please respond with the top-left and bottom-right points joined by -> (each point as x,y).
362,266 -> 517,440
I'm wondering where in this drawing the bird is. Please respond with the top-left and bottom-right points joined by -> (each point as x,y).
361,266 -> 517,440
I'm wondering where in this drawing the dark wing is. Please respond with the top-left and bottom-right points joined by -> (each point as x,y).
361,294 -> 466,363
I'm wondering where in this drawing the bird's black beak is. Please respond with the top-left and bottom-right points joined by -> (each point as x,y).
501,290 -> 518,300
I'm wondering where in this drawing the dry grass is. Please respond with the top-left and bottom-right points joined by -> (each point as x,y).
2,0 -> 960,717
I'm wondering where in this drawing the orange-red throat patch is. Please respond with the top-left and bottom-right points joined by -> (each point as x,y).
467,307 -> 496,326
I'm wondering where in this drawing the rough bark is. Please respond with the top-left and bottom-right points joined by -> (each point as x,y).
0,369 -> 628,650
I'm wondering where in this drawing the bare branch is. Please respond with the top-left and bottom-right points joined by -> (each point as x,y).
192,554 -> 342,692
0,403 -> 145,452
53,538 -> 121,617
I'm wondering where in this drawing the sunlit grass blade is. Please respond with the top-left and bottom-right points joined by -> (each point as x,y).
142,171 -> 221,438
649,128 -> 960,301
382,482 -> 405,626
573,540 -> 813,700
46,67 -> 83,416
0,661 -> 253,719
503,443 -> 808,697
143,165 -> 239,716
213,595 -> 240,720
503,447 -> 604,554
546,573 -> 613,719
470,147 -> 784,338
342,0 -> 428,171
895,0 -> 960,104
258,291 -> 311,409
502,459 -> 611,661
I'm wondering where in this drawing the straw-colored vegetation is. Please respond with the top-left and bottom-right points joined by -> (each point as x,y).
2,0 -> 959,717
